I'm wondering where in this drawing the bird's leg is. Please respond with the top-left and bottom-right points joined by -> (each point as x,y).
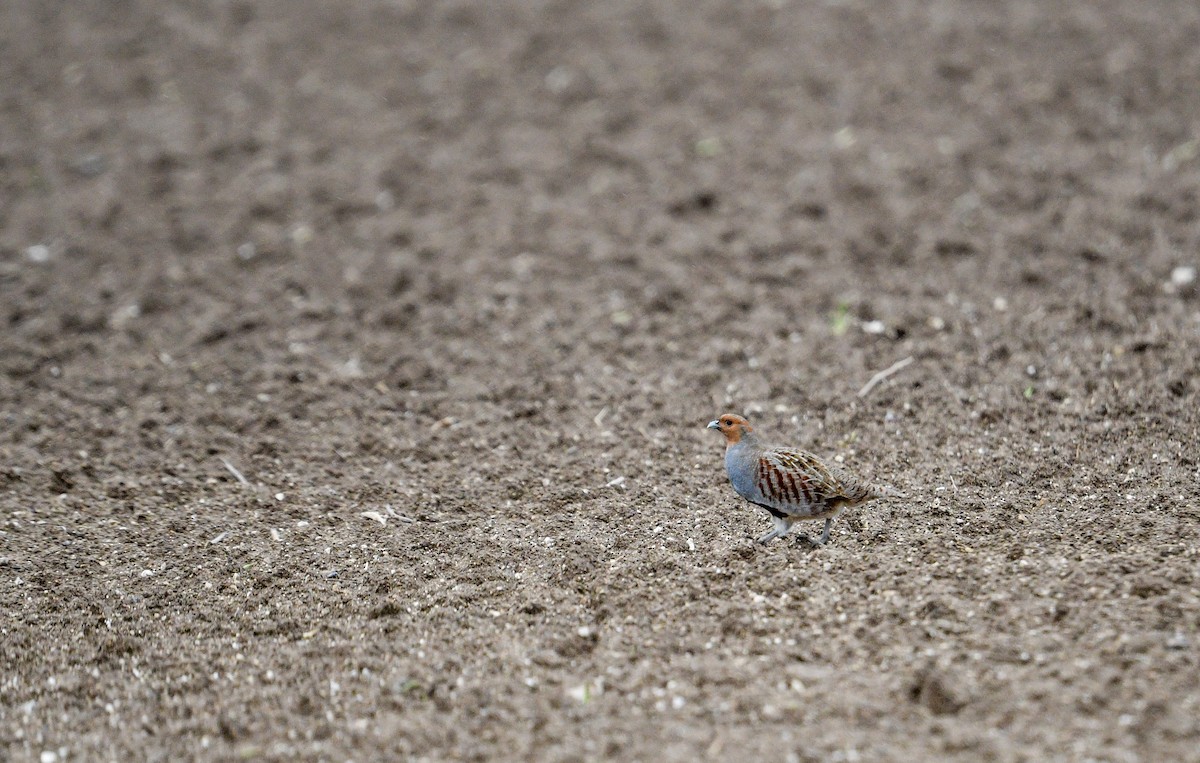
757,516 -> 789,544
792,518 -> 833,547
817,517 -> 832,545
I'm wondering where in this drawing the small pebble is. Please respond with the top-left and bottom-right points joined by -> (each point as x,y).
544,66 -> 574,95
566,684 -> 589,703
833,126 -> 856,149
1171,265 -> 1196,286
70,153 -> 108,177
291,225 -> 314,245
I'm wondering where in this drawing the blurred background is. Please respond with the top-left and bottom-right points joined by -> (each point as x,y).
2,1 -> 1198,761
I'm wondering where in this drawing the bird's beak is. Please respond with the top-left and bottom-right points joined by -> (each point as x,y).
706,420 -> 720,430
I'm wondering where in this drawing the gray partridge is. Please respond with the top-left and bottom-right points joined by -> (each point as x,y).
707,413 -> 884,545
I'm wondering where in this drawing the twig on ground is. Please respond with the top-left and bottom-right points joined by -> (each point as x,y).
360,511 -> 388,526
384,505 -> 417,523
219,457 -> 250,485
857,356 -> 914,398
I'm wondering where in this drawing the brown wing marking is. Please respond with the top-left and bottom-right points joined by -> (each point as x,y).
782,471 -> 800,504
767,461 -> 785,503
767,448 -> 838,507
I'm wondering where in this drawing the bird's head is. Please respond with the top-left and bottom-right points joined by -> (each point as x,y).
706,413 -> 753,444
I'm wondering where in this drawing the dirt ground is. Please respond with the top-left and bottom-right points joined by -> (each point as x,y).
2,1 -> 1199,761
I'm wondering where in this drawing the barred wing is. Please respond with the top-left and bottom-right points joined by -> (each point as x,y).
752,447 -> 878,517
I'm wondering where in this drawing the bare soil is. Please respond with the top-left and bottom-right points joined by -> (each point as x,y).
3,2 -> 1199,761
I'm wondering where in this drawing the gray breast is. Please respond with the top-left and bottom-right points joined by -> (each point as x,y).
724,442 -> 761,500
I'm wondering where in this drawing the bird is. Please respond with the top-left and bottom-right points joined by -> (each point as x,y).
707,413 -> 884,545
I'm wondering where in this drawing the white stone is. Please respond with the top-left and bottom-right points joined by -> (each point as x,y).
1171,265 -> 1196,286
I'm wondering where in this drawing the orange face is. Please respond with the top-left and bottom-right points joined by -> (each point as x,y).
707,413 -> 753,443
